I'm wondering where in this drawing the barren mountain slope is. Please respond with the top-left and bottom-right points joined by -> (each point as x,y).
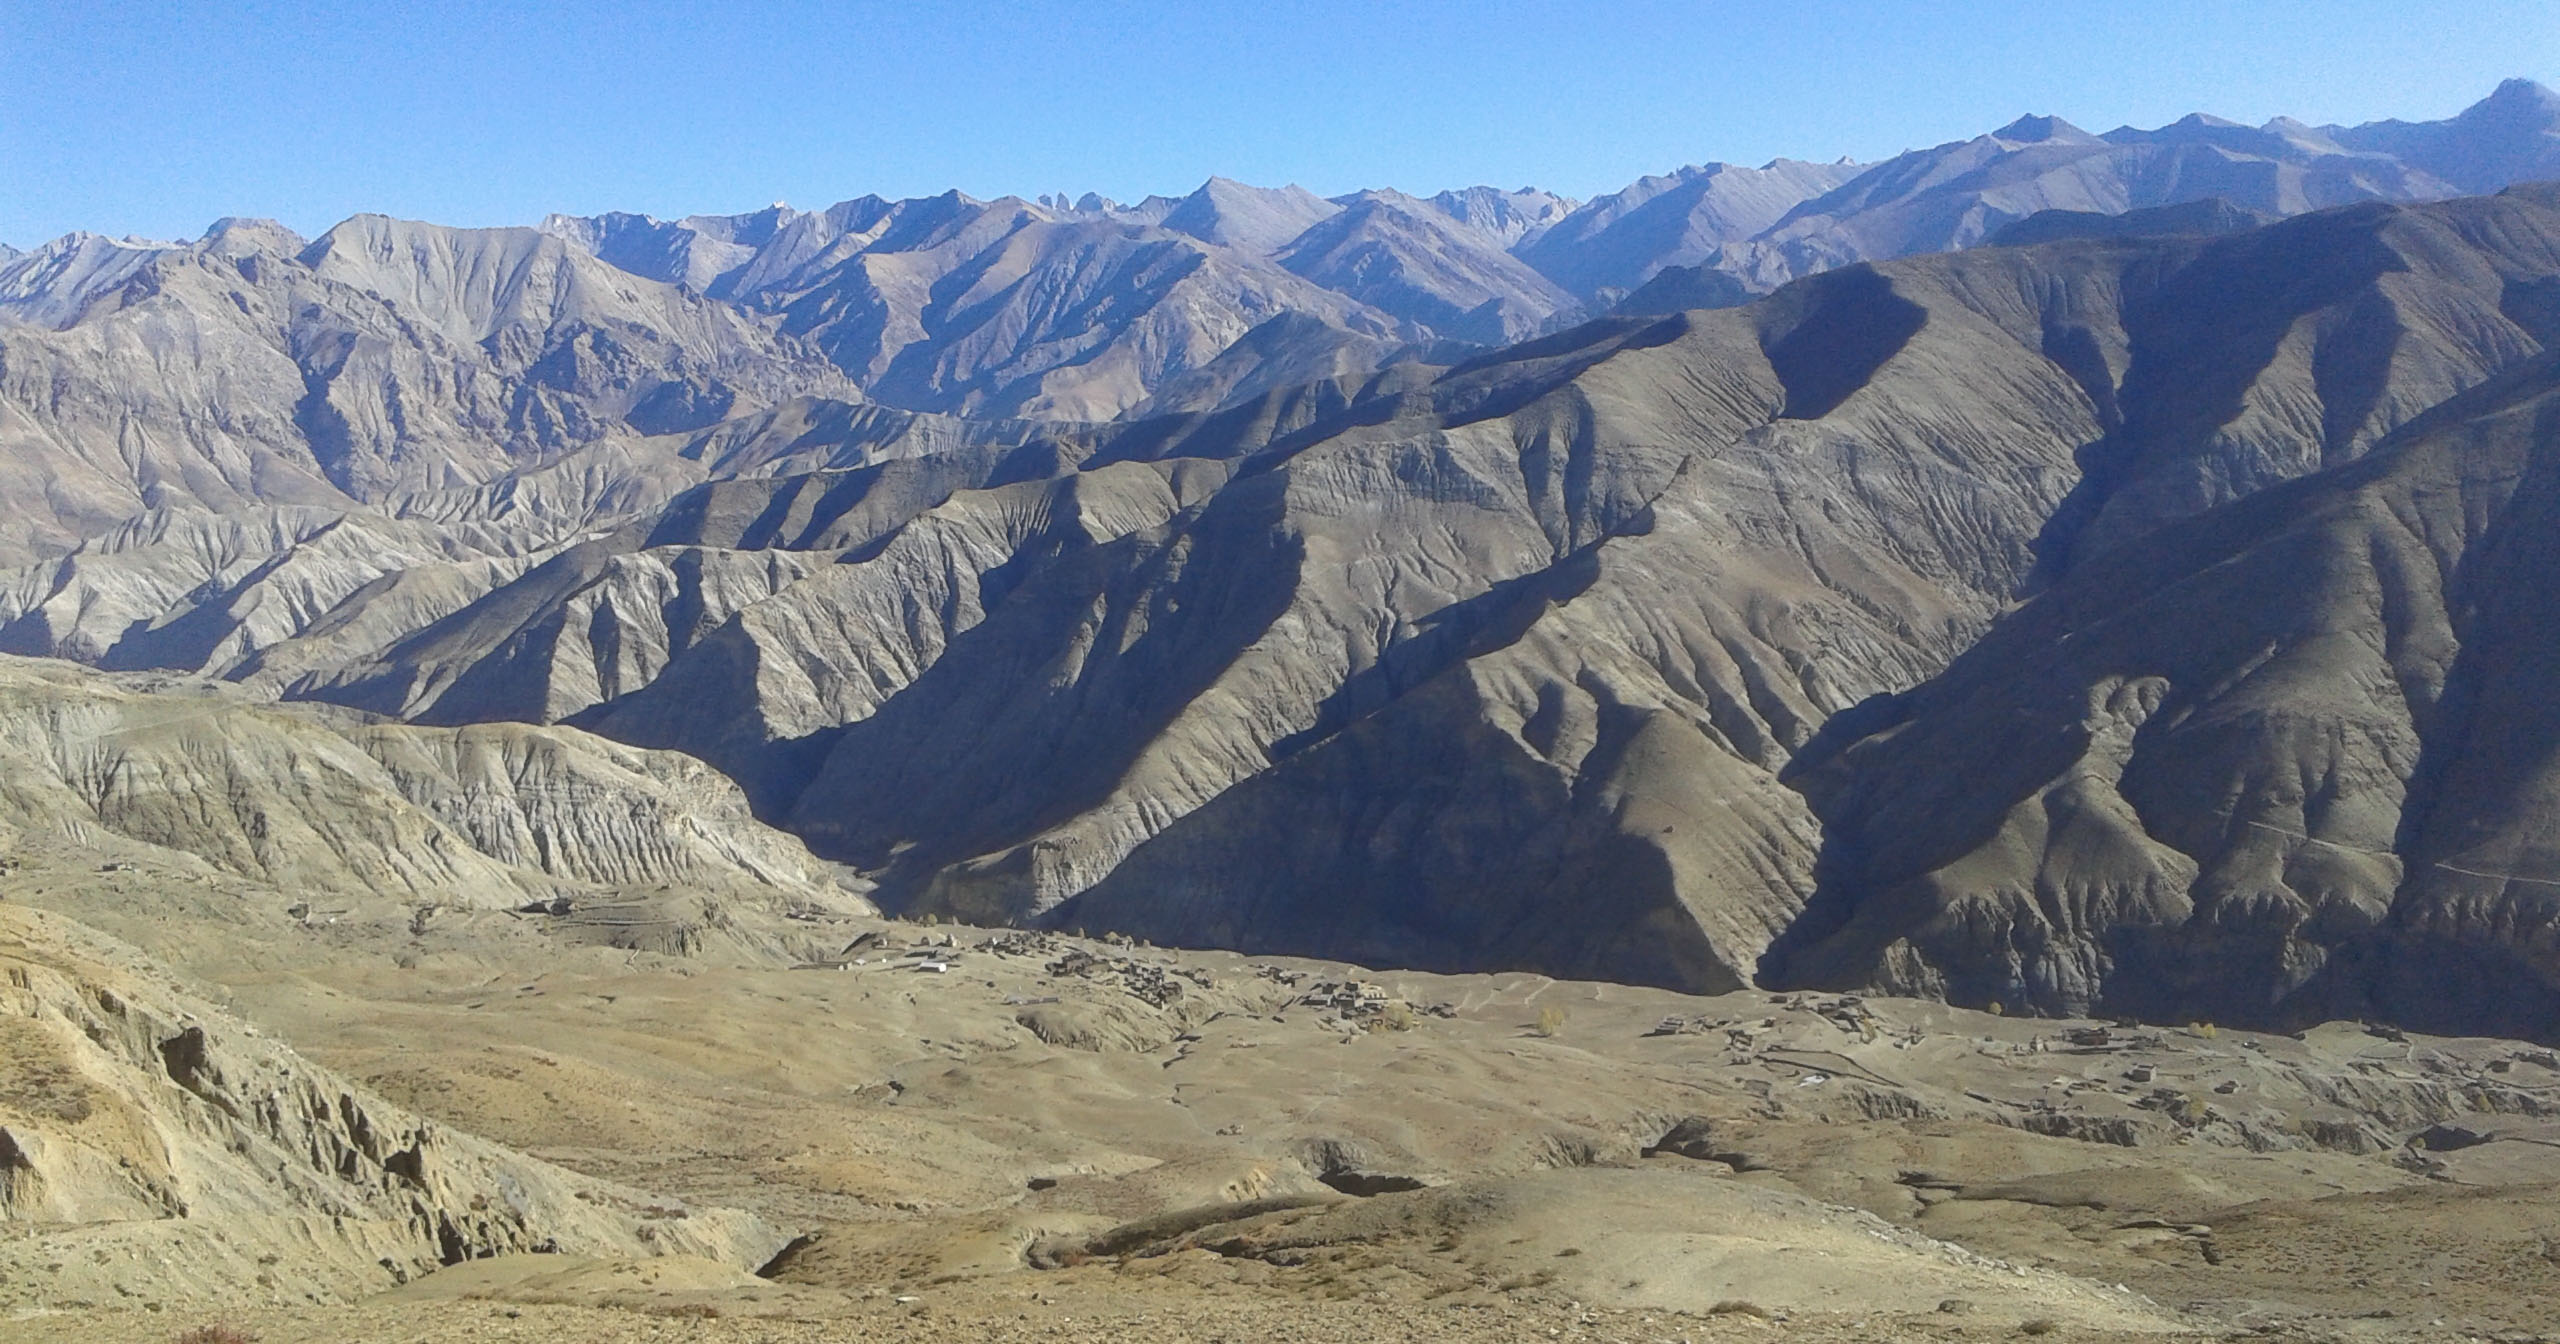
258,402 -> 1307,745
0,218 -> 855,564
270,541 -> 836,725
578,457 -> 1237,814
617,193 -> 2551,1000
1741,189 -> 2560,1033
2,98 -> 2559,1038
0,399 -> 1085,679
1769,348 -> 2560,1038
0,507 -> 556,674
2026,185 -> 2560,582
738,254 -> 2132,985
1029,242 -> 2179,984
0,657 -> 852,907
1414,184 -> 1580,247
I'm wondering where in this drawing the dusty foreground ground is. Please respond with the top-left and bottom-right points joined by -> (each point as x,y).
0,1286 -> 2183,1344
0,1284 -> 2261,1344
4,843 -> 2559,1343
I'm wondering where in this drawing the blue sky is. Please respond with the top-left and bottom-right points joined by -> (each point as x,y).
1,0 -> 2553,247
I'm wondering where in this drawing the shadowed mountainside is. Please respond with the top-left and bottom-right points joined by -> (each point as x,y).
1769,342 -> 2560,1039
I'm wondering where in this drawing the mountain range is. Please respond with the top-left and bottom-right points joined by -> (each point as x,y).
5,80 -> 2539,486
4,80 -> 2560,1039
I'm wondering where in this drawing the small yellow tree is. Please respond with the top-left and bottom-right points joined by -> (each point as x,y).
1533,1004 -> 1568,1037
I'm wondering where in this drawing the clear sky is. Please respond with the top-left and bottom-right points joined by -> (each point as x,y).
2,0 -> 2554,248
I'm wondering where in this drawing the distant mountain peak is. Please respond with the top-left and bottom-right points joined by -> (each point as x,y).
1992,114 -> 2095,145
2471,76 -> 2560,122
197,217 -> 306,256
30,229 -> 177,254
2326,76 -> 2560,194
1159,177 -> 1342,254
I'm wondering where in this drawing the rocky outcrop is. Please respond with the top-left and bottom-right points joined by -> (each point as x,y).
0,905 -> 783,1308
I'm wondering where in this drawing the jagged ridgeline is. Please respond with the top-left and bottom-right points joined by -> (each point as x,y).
4,83 -> 2560,1037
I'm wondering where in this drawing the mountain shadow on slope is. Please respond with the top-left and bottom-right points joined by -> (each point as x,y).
1987,197 -> 2272,248
1766,355 -> 2560,1040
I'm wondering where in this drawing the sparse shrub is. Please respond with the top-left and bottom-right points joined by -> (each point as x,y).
644,1302 -> 722,1320
1708,1300 -> 1772,1318
2020,1317 -> 2062,1336
174,1327 -> 259,1344
1532,1004 -> 1568,1037
0,1022 -> 95,1122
